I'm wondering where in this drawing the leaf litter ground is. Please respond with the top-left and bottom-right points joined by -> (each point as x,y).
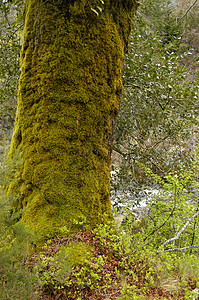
26,231 -> 196,300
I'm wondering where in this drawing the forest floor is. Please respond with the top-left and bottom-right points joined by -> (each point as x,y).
26,231 -> 197,300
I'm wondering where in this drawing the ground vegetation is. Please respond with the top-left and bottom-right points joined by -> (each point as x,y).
0,0 -> 198,299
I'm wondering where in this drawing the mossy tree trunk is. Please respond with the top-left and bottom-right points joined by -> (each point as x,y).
8,0 -> 138,239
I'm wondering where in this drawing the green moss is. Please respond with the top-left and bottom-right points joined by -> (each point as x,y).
60,242 -> 94,267
8,0 -> 138,242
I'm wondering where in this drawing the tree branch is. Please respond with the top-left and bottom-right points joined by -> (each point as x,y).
190,203 -> 199,253
142,189 -> 178,245
136,10 -> 151,23
160,245 -> 199,253
112,146 -> 126,157
180,0 -> 198,20
157,210 -> 199,252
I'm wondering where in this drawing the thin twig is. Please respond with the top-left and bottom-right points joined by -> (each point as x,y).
157,211 -> 199,252
190,204 -> 199,253
147,136 -> 170,151
142,188 -> 177,243
161,245 -> 199,253
136,10 -> 151,23
85,283 -> 121,298
180,0 -> 198,20
112,146 -> 126,157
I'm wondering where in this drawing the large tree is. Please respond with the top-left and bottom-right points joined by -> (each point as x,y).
7,0 -> 138,239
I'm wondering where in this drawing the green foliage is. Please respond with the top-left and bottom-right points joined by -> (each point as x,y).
61,242 -> 94,266
175,0 -> 199,33
0,218 -> 38,299
34,247 -> 72,291
0,197 -> 198,299
111,155 -> 199,296
0,0 -> 198,299
31,223 -> 156,299
0,0 -> 21,133
113,10 -> 198,187
140,0 -> 183,44
0,191 -> 37,299
137,161 -> 199,251
0,141 -> 38,299
174,0 -> 199,74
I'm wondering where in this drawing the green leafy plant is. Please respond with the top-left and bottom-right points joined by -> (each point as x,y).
136,161 -> 199,252
0,0 -> 21,136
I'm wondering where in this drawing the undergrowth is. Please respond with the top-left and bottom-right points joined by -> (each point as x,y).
0,142 -> 198,299
0,219 -> 198,299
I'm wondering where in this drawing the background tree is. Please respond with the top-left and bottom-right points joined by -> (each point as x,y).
7,0 -> 138,240
140,0 -> 182,44
175,0 -> 199,79
111,0 -> 199,205
0,0 -> 21,140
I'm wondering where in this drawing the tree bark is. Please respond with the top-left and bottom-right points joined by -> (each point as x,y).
8,0 -> 138,240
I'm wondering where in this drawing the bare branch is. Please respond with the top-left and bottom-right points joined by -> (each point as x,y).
157,211 -> 199,252
147,136 -> 170,151
136,10 -> 151,23
112,146 -> 126,157
161,245 -> 199,253
142,190 -> 177,244
180,0 -> 198,20
85,283 -> 121,298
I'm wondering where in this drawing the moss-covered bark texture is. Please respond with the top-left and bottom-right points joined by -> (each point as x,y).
8,0 -> 138,239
